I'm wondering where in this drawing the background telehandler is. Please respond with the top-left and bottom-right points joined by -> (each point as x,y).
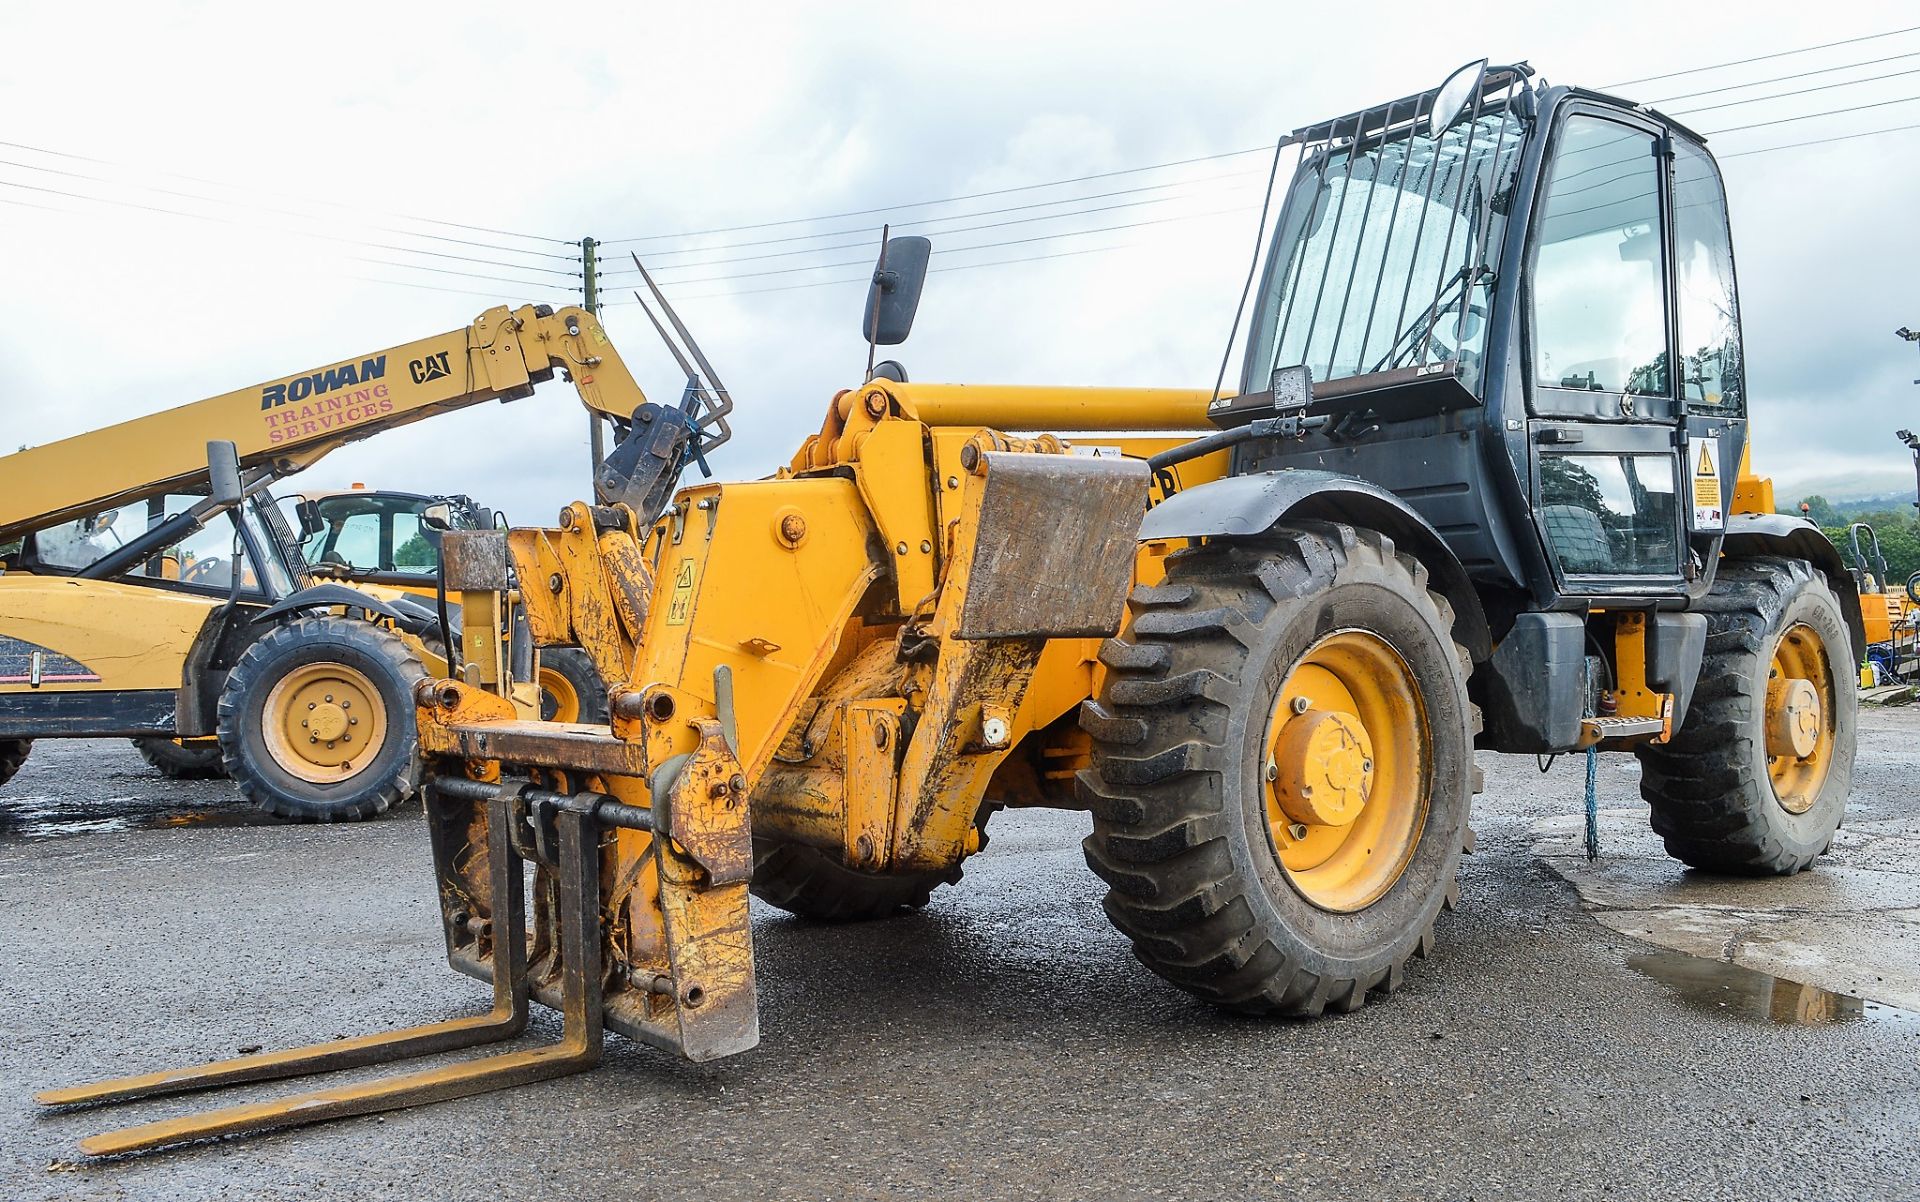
285,484 -> 608,724
0,306 -> 668,819
40,59 -> 1864,1156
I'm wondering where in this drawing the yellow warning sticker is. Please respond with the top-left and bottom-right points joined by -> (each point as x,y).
1690,436 -> 1723,530
665,558 -> 697,626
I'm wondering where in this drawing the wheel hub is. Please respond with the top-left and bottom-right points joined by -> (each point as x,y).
261,662 -> 387,784
309,703 -> 350,742
1765,677 -> 1821,759
1271,709 -> 1374,827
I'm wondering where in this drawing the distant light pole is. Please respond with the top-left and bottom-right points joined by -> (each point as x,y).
1901,326 -> 1920,385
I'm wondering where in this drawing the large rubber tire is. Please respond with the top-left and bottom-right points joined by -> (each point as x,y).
750,839 -> 957,921
1636,557 -> 1855,875
131,737 -> 227,780
1079,524 -> 1475,1016
538,647 -> 610,724
0,738 -> 30,788
217,616 -> 428,822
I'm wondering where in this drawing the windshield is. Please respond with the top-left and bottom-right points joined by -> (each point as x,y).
297,494 -> 458,578
1247,103 -> 1529,393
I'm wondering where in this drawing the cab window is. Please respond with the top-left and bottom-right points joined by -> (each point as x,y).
1530,117 -> 1668,397
1671,140 -> 1743,414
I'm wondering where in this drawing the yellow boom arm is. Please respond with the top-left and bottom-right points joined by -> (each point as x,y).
0,304 -> 647,539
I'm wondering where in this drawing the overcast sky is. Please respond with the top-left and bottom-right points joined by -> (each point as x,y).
3,2 -> 1916,522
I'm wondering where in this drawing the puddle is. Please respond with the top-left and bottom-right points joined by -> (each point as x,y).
1630,949 -> 1920,1028
0,791 -> 275,841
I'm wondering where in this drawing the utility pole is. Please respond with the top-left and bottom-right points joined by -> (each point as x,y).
582,236 -> 605,469
580,236 -> 602,317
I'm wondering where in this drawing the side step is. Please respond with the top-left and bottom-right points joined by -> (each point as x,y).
36,784 -> 622,1156
1578,714 -> 1665,745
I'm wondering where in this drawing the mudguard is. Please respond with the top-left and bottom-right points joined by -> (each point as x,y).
250,583 -> 410,626
1140,470 -> 1491,662
1721,512 -> 1866,662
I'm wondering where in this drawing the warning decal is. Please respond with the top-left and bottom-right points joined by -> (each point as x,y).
665,558 -> 698,626
1690,435 -> 1723,531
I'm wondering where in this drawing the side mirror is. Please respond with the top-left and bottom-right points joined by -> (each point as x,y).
293,498 -> 322,537
863,235 -> 931,346
207,440 -> 243,505
421,502 -> 454,531
1429,58 -> 1488,139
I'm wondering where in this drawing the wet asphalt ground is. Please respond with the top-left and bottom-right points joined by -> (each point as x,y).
2,716 -> 1918,1201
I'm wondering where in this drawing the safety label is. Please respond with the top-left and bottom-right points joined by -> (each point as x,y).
1690,435 -> 1723,530
666,559 -> 698,626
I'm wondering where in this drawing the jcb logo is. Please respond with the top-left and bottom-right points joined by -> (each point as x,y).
408,351 -> 453,384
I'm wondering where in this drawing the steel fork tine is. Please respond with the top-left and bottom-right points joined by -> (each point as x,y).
58,809 -> 606,1157
38,790 -> 530,1112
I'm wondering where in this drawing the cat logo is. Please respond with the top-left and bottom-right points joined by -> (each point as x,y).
408,351 -> 453,385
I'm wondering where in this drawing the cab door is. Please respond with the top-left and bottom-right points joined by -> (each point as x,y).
1523,106 -> 1744,599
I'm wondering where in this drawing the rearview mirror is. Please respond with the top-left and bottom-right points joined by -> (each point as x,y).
863,235 -> 931,346
207,440 -> 243,505
1429,58 -> 1488,138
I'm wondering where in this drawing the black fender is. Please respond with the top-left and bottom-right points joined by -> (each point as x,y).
251,583 -> 411,627
1140,470 -> 1492,663
1720,513 -> 1867,663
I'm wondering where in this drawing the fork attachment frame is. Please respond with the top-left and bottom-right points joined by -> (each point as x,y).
35,784 -> 621,1156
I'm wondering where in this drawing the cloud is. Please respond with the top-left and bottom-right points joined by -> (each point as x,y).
2,1 -> 1916,527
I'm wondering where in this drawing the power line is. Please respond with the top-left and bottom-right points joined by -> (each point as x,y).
1604,23 -> 1920,89
599,145 -> 1269,245
1646,49 -> 1920,105
1710,92 -> 1920,134
1718,120 -> 1920,158
601,180 -> 1262,277
595,167 -> 1267,269
0,136 -> 574,251
622,205 -> 1254,289
1669,66 -> 1920,117
0,153 -> 577,263
608,241 -> 1154,304
0,176 -> 582,276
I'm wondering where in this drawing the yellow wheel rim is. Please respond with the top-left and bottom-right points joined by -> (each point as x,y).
539,665 -> 582,724
1263,630 -> 1430,913
1764,622 -> 1834,815
260,662 -> 387,785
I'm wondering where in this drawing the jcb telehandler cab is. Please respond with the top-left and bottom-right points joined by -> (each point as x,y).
40,61 -> 1862,1155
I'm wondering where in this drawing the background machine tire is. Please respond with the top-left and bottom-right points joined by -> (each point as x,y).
537,646 -> 611,724
217,615 -> 429,822
131,737 -> 227,780
0,738 -> 30,788
1079,524 -> 1475,1016
749,840 -> 957,922
1636,557 -> 1854,875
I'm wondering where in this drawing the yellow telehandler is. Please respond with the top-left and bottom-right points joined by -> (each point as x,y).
39,60 -> 1863,1155
0,305 -> 701,819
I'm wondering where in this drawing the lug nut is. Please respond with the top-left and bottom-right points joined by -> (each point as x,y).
1290,696 -> 1310,715
1288,823 -> 1310,841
